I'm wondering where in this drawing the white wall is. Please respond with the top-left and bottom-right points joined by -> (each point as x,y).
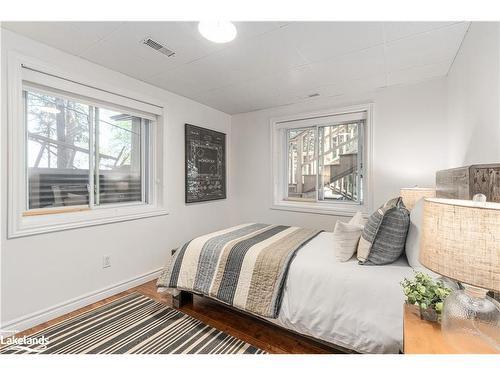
231,79 -> 450,231
447,22 -> 500,165
0,29 -> 233,326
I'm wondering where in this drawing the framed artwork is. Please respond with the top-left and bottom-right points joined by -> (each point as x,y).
185,124 -> 226,203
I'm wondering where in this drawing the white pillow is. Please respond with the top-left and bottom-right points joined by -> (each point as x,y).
349,211 -> 367,226
405,198 -> 440,278
333,221 -> 364,262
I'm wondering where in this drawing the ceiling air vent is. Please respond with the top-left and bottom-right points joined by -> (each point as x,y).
142,37 -> 176,57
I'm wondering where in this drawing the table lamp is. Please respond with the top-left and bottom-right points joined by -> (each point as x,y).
419,197 -> 500,352
399,187 -> 435,210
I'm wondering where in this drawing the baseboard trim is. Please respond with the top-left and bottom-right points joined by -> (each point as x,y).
0,268 -> 162,336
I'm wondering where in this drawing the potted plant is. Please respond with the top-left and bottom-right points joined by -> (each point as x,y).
400,271 -> 452,322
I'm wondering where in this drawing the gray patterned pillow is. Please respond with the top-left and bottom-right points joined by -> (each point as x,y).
357,197 -> 410,265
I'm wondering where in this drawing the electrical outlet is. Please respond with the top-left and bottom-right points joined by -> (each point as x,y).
102,255 -> 111,269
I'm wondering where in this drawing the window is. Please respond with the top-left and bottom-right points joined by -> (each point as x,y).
287,128 -> 318,200
95,107 -> 147,206
8,54 -> 167,237
26,89 -> 92,209
271,105 -> 372,216
25,88 -> 149,211
286,122 -> 363,203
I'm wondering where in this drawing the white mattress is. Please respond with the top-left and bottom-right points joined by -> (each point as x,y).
272,231 -> 415,354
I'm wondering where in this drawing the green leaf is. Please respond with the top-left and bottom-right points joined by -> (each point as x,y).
435,302 -> 443,313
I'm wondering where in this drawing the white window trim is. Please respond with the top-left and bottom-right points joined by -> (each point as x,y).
7,52 -> 169,238
270,104 -> 374,217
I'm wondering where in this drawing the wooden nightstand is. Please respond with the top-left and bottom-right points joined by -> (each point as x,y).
403,304 -> 498,354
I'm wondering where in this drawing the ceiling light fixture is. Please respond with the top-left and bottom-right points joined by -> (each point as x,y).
40,106 -> 61,114
198,21 -> 237,43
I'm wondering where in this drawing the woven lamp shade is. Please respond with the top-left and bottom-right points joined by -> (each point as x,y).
420,198 -> 500,292
400,187 -> 436,210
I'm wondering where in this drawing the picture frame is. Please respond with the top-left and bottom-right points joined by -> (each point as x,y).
185,123 -> 226,203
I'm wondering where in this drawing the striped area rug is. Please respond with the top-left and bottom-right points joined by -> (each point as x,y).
0,293 -> 265,354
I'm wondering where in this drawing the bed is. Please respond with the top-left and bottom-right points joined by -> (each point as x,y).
270,231 -> 414,353
157,224 -> 415,354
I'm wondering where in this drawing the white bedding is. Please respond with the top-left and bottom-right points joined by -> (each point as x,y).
271,231 -> 415,354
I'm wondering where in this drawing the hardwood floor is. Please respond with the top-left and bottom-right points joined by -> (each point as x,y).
7,280 -> 343,354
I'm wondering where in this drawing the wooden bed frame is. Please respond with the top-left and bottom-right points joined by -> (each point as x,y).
172,289 -> 357,354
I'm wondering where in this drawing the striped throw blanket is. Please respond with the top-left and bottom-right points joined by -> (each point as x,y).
157,223 -> 322,318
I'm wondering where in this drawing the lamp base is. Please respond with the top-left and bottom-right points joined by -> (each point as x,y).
441,284 -> 500,353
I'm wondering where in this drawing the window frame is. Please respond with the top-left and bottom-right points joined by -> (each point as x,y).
270,104 -> 374,217
7,52 -> 169,238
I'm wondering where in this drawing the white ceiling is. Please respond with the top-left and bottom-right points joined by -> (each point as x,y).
3,21 -> 469,114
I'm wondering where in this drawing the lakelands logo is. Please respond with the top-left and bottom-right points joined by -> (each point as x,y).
1,330 -> 50,353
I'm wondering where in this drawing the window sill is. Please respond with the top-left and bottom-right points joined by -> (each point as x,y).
271,200 -> 369,217
9,204 -> 169,238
